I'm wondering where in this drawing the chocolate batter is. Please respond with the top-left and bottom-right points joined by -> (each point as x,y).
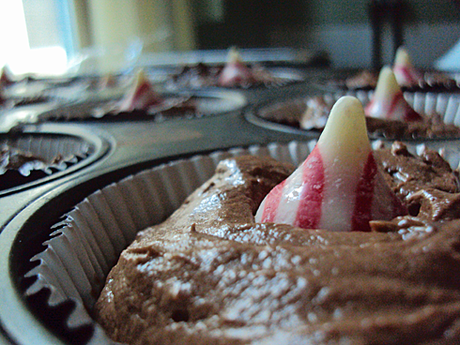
95,142 -> 460,344
165,63 -> 282,90
329,70 -> 458,92
296,96 -> 460,139
257,96 -> 460,140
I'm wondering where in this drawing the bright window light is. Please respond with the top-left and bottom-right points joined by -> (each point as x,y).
0,0 -> 72,77
8,46 -> 69,76
0,0 -> 29,68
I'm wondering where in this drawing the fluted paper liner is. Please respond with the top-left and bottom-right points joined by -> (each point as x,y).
1,133 -> 98,195
37,90 -> 247,122
255,90 -> 460,137
24,140 -> 460,343
2,134 -> 93,164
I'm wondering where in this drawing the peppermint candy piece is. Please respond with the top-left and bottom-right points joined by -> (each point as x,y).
256,96 -> 407,232
365,66 -> 422,122
118,69 -> 162,111
217,47 -> 255,87
393,46 -> 423,87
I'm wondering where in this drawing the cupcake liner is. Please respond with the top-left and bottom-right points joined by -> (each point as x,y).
0,131 -> 105,195
251,90 -> 460,139
318,70 -> 460,93
323,90 -> 460,125
23,141 -> 318,341
21,139 -> 460,343
2,80 -> 51,99
2,134 -> 92,163
36,90 -> 247,122
163,65 -> 305,91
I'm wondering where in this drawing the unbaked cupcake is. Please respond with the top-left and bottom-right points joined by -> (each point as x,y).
254,67 -> 460,140
164,47 -> 304,90
20,97 -> 460,344
37,69 -> 246,122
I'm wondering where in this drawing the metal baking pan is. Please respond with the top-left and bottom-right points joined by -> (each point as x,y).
0,123 -> 112,197
2,137 -> 460,344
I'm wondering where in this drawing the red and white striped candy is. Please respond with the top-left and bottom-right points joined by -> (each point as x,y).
364,66 -> 422,122
393,46 -> 423,87
0,66 -> 14,87
119,69 -> 162,111
256,96 -> 407,232
217,47 -> 255,87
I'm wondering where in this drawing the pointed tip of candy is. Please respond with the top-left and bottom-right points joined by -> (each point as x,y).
0,65 -> 14,86
374,66 -> 401,99
394,46 -> 411,67
326,96 -> 366,124
227,47 -> 243,64
365,66 -> 422,122
133,69 -> 148,85
218,47 -> 253,86
393,46 -> 422,86
119,69 -> 161,111
319,96 -> 370,160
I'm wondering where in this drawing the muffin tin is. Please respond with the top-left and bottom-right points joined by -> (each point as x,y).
3,138 -> 460,344
2,61 -> 460,344
2,142 -> 313,345
0,124 -> 111,196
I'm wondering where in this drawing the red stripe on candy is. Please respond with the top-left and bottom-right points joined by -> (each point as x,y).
364,99 -> 374,112
295,146 -> 324,229
352,152 -> 377,232
397,67 -> 414,83
389,91 -> 422,122
133,82 -> 151,103
260,180 -> 286,222
388,91 -> 404,115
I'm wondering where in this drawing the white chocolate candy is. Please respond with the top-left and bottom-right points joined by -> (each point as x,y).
364,66 -> 422,122
0,66 -> 14,87
118,69 -> 162,111
217,47 -> 255,87
393,46 -> 423,87
256,96 -> 407,232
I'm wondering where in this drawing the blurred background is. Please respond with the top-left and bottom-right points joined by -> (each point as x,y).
0,0 -> 459,76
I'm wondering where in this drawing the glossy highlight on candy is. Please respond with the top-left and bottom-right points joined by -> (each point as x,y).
256,96 -> 407,231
